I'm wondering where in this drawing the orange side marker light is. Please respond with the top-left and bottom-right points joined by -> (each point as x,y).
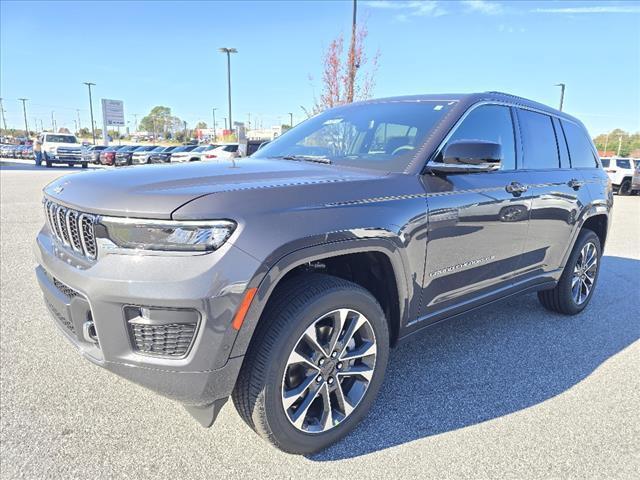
231,287 -> 257,330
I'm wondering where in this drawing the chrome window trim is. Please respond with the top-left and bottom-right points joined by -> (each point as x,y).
424,99 -> 589,173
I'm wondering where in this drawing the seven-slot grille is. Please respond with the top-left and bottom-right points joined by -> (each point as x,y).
43,199 -> 98,260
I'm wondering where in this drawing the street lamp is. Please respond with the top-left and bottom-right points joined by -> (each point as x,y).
555,83 -> 566,111
83,82 -> 97,144
288,112 -> 293,128
212,107 -> 217,142
219,47 -> 237,134
18,98 -> 29,137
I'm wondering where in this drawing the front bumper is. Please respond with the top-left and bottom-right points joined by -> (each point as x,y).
34,227 -> 260,407
46,152 -> 83,163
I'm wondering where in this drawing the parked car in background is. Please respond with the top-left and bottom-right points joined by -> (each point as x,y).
114,145 -> 143,166
631,160 -> 640,195
131,145 -> 161,165
1,144 -> 14,157
168,144 -> 198,163
247,140 -> 269,156
14,145 -> 26,158
21,144 -> 33,160
186,144 -> 217,162
41,133 -> 87,168
201,143 -> 240,161
83,145 -> 108,164
600,157 -> 636,195
99,145 -> 127,166
147,146 -> 179,164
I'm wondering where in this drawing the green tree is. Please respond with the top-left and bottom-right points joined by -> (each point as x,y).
194,121 -> 208,130
138,106 -> 181,138
593,129 -> 640,157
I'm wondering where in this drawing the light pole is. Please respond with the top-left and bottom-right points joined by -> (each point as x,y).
219,47 -> 237,134
555,83 -> 566,111
617,136 -> 623,156
288,112 -> 293,128
0,98 -> 7,135
212,107 -> 217,142
346,0 -> 358,103
51,111 -> 55,131
18,98 -> 30,137
183,120 -> 188,142
604,133 -> 610,155
76,109 -> 82,132
83,82 -> 97,144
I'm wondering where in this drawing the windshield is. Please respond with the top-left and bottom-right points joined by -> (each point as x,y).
45,135 -> 78,144
253,100 -> 457,172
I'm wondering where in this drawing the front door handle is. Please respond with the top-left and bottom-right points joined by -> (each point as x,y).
505,181 -> 528,197
568,178 -> 585,190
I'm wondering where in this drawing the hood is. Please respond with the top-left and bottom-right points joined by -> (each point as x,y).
43,158 -> 382,219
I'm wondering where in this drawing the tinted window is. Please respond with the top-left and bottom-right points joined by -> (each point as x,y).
518,109 -> 559,169
224,145 -> 238,152
561,120 -> 597,168
444,105 -> 516,170
617,159 -> 631,169
600,159 -> 610,168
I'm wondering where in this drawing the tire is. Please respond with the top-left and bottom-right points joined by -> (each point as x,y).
81,162 -> 88,169
45,160 -> 52,168
537,229 -> 601,315
232,273 -> 389,454
618,179 -> 632,196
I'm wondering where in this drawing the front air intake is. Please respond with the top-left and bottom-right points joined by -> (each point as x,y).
125,306 -> 200,358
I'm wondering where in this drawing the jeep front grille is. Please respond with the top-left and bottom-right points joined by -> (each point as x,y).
129,322 -> 198,357
43,200 -> 97,260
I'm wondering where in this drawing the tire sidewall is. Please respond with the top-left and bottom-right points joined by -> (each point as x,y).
259,287 -> 389,454
559,230 -> 601,314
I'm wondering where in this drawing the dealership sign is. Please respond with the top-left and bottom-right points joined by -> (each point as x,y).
101,99 -> 125,127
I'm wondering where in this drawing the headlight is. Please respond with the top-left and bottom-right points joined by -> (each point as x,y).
47,146 -> 57,153
98,217 -> 236,252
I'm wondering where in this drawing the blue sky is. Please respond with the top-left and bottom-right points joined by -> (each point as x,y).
1,0 -> 638,136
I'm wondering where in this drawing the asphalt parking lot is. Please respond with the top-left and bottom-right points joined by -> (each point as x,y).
1,163 -> 638,479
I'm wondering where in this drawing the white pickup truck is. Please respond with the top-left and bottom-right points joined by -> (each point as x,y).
41,133 -> 87,168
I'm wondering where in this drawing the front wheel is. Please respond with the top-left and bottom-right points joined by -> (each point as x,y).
81,162 -> 88,169
537,229 -> 602,315
233,274 -> 389,454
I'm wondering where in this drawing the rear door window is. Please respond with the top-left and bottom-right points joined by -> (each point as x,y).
517,109 -> 559,169
600,159 -> 610,168
561,120 -> 598,168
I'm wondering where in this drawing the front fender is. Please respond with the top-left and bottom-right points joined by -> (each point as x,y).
229,235 -> 411,358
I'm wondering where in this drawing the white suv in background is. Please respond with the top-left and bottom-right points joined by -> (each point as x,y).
201,143 -> 240,161
41,133 -> 87,168
600,157 -> 637,195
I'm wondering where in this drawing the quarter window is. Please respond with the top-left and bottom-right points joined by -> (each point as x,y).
517,109 -> 559,169
561,120 -> 598,168
444,105 -> 516,170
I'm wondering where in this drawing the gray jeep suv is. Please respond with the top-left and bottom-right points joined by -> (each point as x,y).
35,92 -> 612,454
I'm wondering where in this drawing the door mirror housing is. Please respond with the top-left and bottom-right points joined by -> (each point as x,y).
427,140 -> 502,173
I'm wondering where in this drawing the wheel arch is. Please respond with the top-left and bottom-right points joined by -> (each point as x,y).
230,238 -> 410,359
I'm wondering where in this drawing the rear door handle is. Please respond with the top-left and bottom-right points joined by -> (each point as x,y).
505,181 -> 528,197
568,178 -> 585,190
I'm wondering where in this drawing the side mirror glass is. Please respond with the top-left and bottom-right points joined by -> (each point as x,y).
427,140 -> 502,173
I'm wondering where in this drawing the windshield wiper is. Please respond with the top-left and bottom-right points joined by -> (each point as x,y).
272,155 -> 332,165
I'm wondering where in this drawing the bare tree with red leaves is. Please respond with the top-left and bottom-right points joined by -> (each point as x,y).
308,21 -> 380,116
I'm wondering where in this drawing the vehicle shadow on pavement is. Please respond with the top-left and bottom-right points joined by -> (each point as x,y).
311,255 -> 639,461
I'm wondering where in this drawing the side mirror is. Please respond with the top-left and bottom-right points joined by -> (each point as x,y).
427,140 -> 502,173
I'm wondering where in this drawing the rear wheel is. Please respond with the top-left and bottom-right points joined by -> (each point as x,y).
618,178 -> 632,196
233,274 -> 389,454
537,229 -> 601,315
